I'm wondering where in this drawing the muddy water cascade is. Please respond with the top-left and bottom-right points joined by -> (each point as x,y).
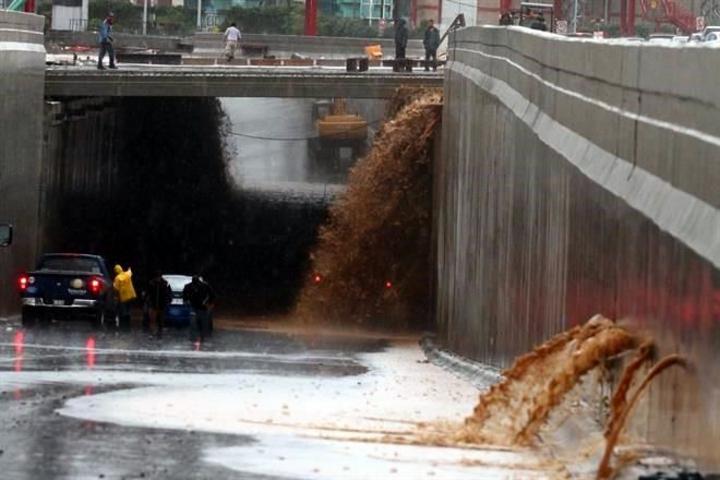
423,315 -> 689,478
457,315 -> 637,446
295,88 -> 442,327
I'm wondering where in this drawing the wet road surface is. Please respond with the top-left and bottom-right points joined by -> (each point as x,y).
0,318 -> 566,479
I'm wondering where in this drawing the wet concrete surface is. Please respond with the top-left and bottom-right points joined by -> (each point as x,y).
0,318 -> 579,479
0,318 -> 387,480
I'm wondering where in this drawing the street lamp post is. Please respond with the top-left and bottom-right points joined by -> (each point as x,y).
572,0 -> 578,33
197,0 -> 202,30
143,0 -> 148,36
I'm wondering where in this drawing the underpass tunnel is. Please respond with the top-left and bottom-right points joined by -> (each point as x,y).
39,95 -> 386,316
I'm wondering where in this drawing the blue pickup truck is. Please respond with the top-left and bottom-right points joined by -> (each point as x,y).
18,253 -> 116,326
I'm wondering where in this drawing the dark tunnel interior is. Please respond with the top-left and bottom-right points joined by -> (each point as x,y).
47,97 -> 330,314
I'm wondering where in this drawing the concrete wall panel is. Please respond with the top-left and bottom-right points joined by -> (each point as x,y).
0,12 -> 46,318
439,25 -> 720,470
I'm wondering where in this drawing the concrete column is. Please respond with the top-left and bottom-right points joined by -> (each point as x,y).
0,11 -> 46,317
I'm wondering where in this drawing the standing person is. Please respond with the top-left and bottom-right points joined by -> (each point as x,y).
530,13 -> 548,31
423,19 -> 441,71
97,12 -> 117,70
113,264 -> 136,328
394,18 -> 408,60
182,275 -> 216,341
499,12 -> 514,25
223,22 -> 241,62
146,270 -> 171,338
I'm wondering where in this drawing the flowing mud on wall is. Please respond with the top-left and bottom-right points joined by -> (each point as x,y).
294,88 -> 442,328
398,316 -> 692,478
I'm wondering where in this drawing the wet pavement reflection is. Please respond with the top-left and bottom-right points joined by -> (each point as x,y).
0,319 -> 386,479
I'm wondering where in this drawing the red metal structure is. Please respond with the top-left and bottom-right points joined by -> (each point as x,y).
621,0 -> 697,35
304,0 -> 318,36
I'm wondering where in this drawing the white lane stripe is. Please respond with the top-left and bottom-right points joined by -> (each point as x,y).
448,59 -> 720,268
0,41 -> 45,53
452,46 -> 720,149
0,341 -> 352,362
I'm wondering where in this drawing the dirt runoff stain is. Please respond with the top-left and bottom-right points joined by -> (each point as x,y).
456,315 -> 637,447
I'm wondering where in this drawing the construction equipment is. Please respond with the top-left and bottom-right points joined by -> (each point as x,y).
315,99 -> 368,142
309,99 -> 368,174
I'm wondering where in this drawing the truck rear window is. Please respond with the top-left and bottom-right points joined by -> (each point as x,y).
39,257 -> 102,273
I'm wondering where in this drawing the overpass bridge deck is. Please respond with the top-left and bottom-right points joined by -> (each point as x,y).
45,65 -> 444,99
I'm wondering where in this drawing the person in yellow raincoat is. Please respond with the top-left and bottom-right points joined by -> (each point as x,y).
113,264 -> 136,328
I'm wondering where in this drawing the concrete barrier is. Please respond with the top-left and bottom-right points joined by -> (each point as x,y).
191,32 -> 426,59
0,11 -> 46,318
437,25 -> 720,470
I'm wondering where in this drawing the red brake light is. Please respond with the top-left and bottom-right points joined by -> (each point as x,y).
385,281 -> 393,289
89,277 -> 103,295
313,274 -> 322,284
18,275 -> 28,292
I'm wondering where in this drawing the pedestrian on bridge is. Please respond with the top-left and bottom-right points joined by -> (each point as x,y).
394,18 -> 408,60
423,19 -> 441,71
224,22 -> 241,62
97,12 -> 117,70
530,13 -> 548,31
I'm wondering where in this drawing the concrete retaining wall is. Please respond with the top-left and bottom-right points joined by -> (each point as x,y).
41,98 -> 120,252
437,26 -> 720,470
0,12 -> 46,318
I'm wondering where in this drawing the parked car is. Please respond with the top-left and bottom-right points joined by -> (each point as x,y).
18,253 -> 115,326
163,274 -> 193,327
647,33 -> 674,43
702,31 -> 720,44
701,26 -> 720,41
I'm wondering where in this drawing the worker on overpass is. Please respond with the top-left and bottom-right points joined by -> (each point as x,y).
224,22 -> 242,62
98,12 -> 117,70
423,19 -> 441,71
394,18 -> 408,60
530,13 -> 548,31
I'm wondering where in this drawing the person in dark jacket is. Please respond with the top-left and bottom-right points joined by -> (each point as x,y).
499,12 -> 513,25
394,18 -> 408,59
145,270 -> 172,338
183,275 -> 216,341
423,19 -> 441,71
97,12 -> 117,70
530,13 -> 548,31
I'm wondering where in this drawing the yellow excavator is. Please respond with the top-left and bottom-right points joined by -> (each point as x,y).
316,98 -> 367,141
309,99 -> 368,173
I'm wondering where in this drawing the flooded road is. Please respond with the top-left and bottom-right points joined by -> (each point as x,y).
0,318 -> 562,479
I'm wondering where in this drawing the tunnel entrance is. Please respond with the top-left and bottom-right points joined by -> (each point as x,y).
42,96 -> 381,315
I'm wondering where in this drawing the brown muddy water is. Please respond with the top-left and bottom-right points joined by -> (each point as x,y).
288,88 -> 695,477
364,315 -> 692,479
294,88 -> 442,328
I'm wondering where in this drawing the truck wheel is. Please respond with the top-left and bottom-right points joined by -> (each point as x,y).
93,309 -> 105,328
21,307 -> 37,328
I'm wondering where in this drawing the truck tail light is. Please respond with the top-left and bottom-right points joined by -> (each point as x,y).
88,277 -> 103,296
18,275 -> 29,292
